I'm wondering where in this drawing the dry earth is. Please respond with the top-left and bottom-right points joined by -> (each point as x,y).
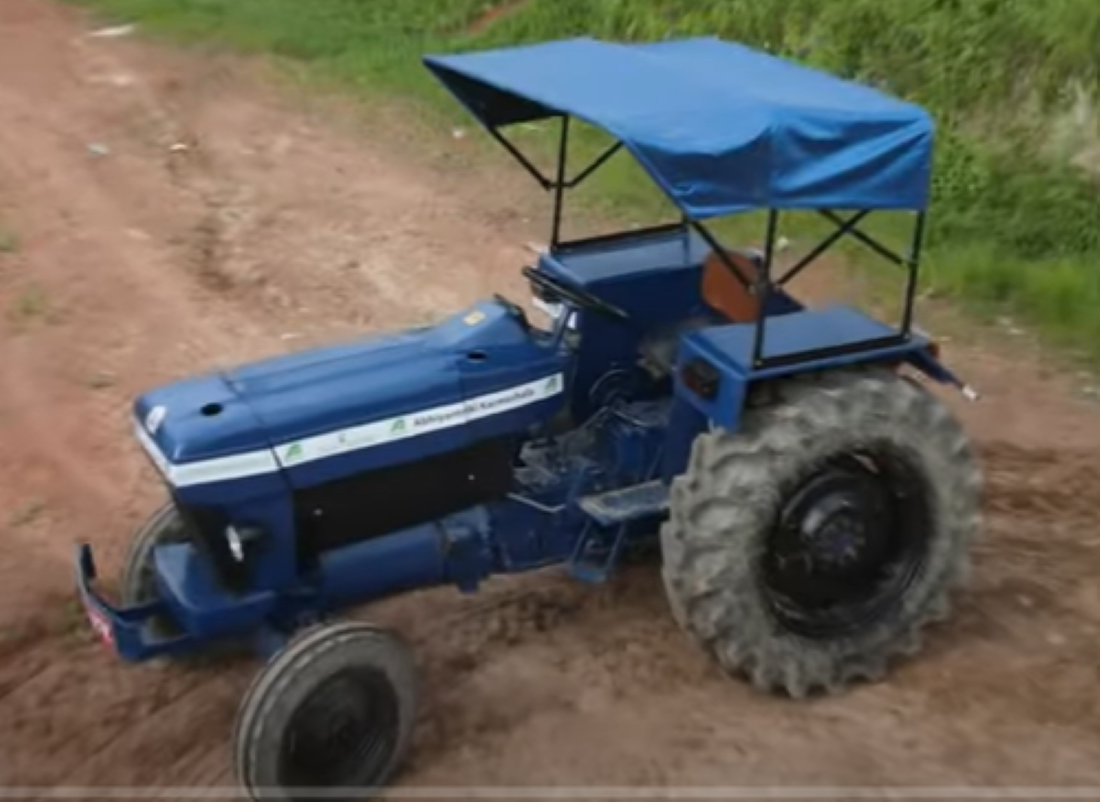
2,2 -> 1100,799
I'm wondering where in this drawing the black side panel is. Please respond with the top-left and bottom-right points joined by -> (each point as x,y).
294,437 -> 517,563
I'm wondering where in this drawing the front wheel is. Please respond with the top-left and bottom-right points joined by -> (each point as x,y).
660,367 -> 982,697
120,500 -> 250,661
234,622 -> 419,802
120,501 -> 191,642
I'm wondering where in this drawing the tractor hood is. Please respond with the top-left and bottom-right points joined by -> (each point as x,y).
131,301 -> 564,488
224,326 -> 458,467
132,370 -> 276,487
134,327 -> 453,467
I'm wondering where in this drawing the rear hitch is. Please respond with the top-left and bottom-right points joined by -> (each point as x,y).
905,337 -> 980,402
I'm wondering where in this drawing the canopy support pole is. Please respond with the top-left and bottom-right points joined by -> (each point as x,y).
900,212 -> 926,336
550,116 -> 570,248
818,209 -> 908,266
564,141 -> 623,190
811,208 -> 926,339
751,210 -> 781,367
687,220 -> 753,289
776,210 -> 869,286
747,208 -> 926,370
486,126 -> 553,191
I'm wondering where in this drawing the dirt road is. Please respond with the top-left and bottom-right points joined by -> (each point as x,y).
3,1 -> 1100,798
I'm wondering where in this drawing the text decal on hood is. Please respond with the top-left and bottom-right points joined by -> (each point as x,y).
134,373 -> 564,488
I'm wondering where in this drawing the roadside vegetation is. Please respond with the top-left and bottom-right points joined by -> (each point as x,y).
69,0 -> 1100,361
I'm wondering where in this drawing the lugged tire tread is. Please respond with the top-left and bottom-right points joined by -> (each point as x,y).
660,367 -> 983,698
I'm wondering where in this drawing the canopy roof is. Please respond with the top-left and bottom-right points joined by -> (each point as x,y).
424,37 -> 935,219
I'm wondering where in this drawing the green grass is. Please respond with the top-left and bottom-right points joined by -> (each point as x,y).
67,0 -> 1100,363
8,499 -> 45,529
0,224 -> 19,255
7,284 -> 53,326
84,370 -> 117,390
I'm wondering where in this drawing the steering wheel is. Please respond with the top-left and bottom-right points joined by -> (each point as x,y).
521,266 -> 630,323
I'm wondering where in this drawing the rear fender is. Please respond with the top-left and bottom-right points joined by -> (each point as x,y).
664,339 -> 977,479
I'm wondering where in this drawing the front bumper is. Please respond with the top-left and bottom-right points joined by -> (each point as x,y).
76,540 -> 279,663
75,544 -> 193,662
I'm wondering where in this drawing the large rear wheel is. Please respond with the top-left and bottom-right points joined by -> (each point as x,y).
661,367 -> 982,697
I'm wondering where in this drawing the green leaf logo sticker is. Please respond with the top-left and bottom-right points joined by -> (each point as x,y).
544,375 -> 560,393
283,442 -> 303,463
391,417 -> 407,435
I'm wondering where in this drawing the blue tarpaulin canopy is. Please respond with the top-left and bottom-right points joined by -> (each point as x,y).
424,37 -> 935,219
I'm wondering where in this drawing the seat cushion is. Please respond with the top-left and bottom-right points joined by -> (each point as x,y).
638,314 -> 718,377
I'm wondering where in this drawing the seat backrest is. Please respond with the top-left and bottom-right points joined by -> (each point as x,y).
701,249 -> 764,323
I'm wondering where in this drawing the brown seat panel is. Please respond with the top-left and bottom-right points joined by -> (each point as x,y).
702,249 -> 764,323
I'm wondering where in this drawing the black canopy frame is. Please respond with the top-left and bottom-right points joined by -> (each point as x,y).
492,114 -> 927,370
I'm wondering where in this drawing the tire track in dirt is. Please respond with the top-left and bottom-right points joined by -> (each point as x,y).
55,668 -> 250,789
0,2 -> 552,792
5,648 -> 207,786
5,0 -> 1100,796
980,440 -> 1100,525
0,25 -> 252,648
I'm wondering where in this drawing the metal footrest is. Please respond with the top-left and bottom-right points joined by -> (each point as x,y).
577,480 -> 669,527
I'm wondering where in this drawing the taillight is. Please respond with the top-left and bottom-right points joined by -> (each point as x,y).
681,358 -> 721,401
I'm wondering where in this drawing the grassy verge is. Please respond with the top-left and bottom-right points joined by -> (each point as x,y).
67,0 -> 1100,365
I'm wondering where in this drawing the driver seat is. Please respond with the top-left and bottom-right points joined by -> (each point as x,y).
637,248 -> 766,378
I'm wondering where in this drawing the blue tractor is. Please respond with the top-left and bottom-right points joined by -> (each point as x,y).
77,37 -> 982,801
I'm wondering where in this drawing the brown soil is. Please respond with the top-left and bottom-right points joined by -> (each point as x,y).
3,2 -> 1100,798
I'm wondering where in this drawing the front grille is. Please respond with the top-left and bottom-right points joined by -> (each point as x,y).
172,496 -> 251,594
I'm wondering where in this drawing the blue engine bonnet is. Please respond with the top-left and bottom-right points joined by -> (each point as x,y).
132,301 -> 568,490
226,327 -> 457,464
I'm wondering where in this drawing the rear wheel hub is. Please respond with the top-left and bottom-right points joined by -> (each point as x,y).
763,449 -> 930,639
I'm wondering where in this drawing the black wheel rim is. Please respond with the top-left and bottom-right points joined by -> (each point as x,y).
278,667 -> 399,792
761,444 -> 931,640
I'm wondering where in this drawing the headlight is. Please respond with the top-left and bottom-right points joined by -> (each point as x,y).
224,524 -> 265,563
225,525 -> 245,562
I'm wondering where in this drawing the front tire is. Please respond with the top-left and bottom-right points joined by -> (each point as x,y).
120,501 -> 191,642
234,622 -> 419,802
660,367 -> 982,697
121,500 -> 249,661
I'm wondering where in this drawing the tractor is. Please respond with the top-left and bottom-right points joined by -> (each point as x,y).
76,36 -> 982,802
